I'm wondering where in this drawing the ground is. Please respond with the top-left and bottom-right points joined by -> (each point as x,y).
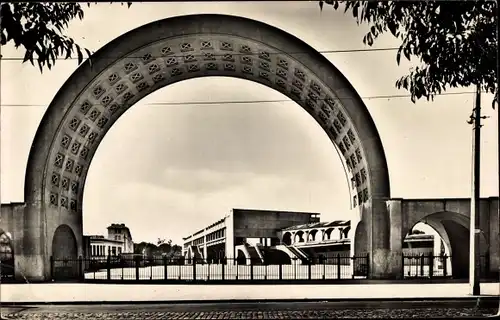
1,300 -> 498,319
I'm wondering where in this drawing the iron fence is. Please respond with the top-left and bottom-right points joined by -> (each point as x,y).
50,254 -> 369,283
0,252 -> 15,282
403,253 -> 493,279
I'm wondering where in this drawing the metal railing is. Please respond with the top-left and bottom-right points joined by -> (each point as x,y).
50,254 -> 369,283
402,253 -> 493,279
0,252 -> 15,282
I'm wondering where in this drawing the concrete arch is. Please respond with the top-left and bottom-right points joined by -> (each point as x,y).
323,228 -> 334,241
294,231 -> 305,243
21,14 -> 390,280
308,229 -> 319,241
282,232 -> 292,245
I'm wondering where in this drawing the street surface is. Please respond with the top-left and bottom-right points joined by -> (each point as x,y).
1,300 -> 498,319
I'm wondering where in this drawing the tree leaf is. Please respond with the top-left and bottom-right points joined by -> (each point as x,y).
76,46 -> 83,64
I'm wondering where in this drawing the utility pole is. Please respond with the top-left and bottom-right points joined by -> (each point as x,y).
468,84 -> 482,296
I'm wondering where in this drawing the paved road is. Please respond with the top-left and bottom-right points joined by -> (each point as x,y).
2,299 -> 498,319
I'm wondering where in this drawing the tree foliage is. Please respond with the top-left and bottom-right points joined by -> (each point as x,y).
320,0 -> 498,107
133,240 -> 182,258
0,2 -> 131,72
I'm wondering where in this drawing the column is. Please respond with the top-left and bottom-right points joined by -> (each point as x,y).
364,198 -> 403,279
203,235 -> 208,261
387,199 -> 404,279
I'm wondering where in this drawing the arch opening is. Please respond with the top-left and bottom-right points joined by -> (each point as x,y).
404,211 -> 489,279
51,224 -> 78,280
282,232 -> 292,246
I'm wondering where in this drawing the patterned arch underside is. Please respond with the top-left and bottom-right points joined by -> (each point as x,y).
46,34 -> 372,214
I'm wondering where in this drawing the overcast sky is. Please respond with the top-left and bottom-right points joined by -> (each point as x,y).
1,2 -> 498,245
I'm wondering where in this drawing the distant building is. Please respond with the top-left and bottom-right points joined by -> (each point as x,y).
182,208 -> 437,265
107,223 -> 134,254
84,223 -> 134,258
182,208 -> 321,264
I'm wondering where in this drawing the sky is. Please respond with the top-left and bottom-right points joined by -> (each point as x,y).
1,1 -> 498,245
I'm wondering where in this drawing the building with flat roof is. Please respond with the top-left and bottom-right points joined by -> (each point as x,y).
182,208 -> 320,263
182,208 -> 440,266
83,223 -> 134,259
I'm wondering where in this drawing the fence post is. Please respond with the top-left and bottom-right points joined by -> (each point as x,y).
135,256 -> 140,280
78,256 -> 83,281
221,257 -> 225,281
429,253 -> 433,279
193,257 -> 197,281
336,254 -> 341,279
420,254 -> 424,277
207,260 -> 210,281
443,254 -> 448,277
163,256 -> 168,281
178,260 -> 181,280
351,256 -> 355,279
106,255 -> 111,280
308,258 -> 312,280
250,258 -> 254,280
264,260 -> 267,280
366,253 -> 370,278
323,256 -> 326,280
236,258 -> 239,280
279,262 -> 283,280
401,254 -> 405,279
50,256 -> 54,281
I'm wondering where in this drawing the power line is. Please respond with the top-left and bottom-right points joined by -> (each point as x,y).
0,91 -> 479,108
0,47 -> 399,61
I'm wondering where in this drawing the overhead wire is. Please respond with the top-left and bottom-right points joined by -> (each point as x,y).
0,47 -> 400,61
0,46 -> 486,107
0,91 -> 483,108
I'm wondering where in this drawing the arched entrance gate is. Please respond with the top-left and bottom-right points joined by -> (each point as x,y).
18,14 -> 392,281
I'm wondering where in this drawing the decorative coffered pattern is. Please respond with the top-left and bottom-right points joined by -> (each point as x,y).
46,35 -> 371,213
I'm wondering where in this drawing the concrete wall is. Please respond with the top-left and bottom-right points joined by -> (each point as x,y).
233,209 -> 316,238
0,203 -> 25,237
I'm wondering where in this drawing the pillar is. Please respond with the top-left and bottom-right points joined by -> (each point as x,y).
361,197 -> 394,279
387,199 -> 404,279
14,203 -> 48,281
203,235 -> 208,260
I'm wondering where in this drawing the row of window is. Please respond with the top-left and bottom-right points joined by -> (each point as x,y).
206,228 -> 225,242
186,228 -> 227,247
91,244 -> 122,256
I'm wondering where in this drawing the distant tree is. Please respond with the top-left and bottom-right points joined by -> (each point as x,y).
320,1 -> 498,107
0,2 -> 131,72
134,239 -> 181,257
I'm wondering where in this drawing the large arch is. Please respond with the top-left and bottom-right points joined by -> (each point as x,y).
20,14 -> 390,281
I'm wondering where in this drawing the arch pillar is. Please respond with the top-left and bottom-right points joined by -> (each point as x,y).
14,204 -> 46,281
